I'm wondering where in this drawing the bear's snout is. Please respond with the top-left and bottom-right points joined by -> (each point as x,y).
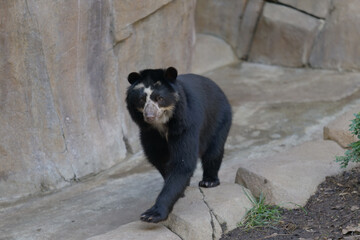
144,101 -> 159,123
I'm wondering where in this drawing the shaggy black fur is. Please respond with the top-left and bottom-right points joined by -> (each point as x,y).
126,67 -> 232,223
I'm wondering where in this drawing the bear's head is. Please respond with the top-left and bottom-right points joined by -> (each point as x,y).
126,67 -> 179,129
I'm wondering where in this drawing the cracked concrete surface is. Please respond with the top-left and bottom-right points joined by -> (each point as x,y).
199,187 -> 222,240
1,63 -> 360,240
163,187 -> 221,240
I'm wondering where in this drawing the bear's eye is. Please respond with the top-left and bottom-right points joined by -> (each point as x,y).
139,96 -> 146,104
157,96 -> 164,103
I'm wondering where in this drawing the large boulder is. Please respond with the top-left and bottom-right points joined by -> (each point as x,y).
249,2 -> 324,67
0,0 -> 196,202
309,0 -> 360,71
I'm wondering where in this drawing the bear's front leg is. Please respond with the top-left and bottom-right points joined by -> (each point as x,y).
140,133 -> 198,223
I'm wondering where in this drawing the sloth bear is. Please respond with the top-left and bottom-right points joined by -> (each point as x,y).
126,67 -> 232,223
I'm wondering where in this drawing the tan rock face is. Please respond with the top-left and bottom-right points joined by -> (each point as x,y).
0,0 -> 196,202
279,0 -> 330,18
235,0 -> 264,59
249,2 -> 324,67
309,0 -> 360,71
195,0 -> 247,49
191,34 -> 237,74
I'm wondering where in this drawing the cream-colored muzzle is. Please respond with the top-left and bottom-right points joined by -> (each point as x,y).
144,101 -> 160,123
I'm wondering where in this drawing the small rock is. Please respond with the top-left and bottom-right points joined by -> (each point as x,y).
351,206 -> 359,211
331,204 -> 344,210
342,224 -> 360,235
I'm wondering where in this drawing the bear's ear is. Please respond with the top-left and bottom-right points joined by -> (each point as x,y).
128,72 -> 141,84
164,67 -> 178,83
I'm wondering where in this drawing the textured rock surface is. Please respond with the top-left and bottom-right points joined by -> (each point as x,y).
279,0 -> 330,18
235,0 -> 264,59
324,105 -> 360,148
249,2 -> 324,67
201,183 -> 253,232
195,0 -> 247,49
235,141 -> 347,208
163,187 -> 222,240
191,34 -> 237,74
309,0 -> 360,71
163,185 -> 253,239
87,221 -> 181,240
0,0 -> 196,202
2,62 -> 360,239
195,0 -> 360,70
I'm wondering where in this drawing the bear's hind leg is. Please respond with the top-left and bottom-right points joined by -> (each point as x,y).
199,147 -> 223,188
199,117 -> 231,188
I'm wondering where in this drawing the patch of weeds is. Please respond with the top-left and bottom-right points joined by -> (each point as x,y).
239,190 -> 281,229
336,112 -> 360,168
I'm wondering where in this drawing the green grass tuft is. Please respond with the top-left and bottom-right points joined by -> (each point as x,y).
239,190 -> 281,229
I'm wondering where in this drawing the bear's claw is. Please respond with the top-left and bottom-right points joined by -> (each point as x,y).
199,179 -> 220,188
140,205 -> 168,223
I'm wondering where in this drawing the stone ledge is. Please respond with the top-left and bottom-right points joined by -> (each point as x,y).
235,140 -> 348,208
324,105 -> 360,148
163,184 -> 253,240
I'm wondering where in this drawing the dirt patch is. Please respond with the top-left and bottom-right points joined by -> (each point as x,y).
221,166 -> 360,240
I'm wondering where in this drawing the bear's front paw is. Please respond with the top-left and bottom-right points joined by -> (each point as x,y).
140,205 -> 169,223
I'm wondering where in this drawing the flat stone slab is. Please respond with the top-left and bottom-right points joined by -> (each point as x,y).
201,183 -> 253,232
87,221 -> 181,240
324,105 -> 360,148
235,140 -> 348,208
163,184 -> 253,240
163,187 -> 222,240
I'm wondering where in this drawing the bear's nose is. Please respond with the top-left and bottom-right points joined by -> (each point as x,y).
145,115 -> 156,122
144,102 -> 158,123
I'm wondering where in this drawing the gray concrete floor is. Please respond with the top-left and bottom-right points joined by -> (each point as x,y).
1,63 -> 360,240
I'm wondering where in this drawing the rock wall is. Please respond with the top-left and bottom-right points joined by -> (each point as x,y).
2,0 -> 360,202
0,0 -> 196,202
196,0 -> 360,71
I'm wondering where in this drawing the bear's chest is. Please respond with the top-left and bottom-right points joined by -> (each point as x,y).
151,123 -> 169,140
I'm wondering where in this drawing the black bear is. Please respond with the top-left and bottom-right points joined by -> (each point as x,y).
126,67 -> 232,223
